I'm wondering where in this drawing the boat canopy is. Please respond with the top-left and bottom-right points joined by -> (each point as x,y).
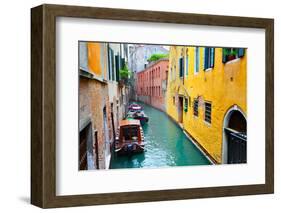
131,106 -> 142,110
120,119 -> 141,127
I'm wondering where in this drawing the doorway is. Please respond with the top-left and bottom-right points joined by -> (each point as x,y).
79,122 -> 93,170
222,106 -> 247,164
178,96 -> 183,124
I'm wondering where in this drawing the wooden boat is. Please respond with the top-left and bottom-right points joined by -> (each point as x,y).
128,103 -> 143,112
115,120 -> 145,155
127,110 -> 149,125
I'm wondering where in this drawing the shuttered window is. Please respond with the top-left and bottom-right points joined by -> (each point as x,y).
115,54 -> 120,82
204,47 -> 215,70
109,48 -> 115,81
107,47 -> 113,80
205,102 -> 212,124
184,98 -> 188,112
193,99 -> 199,116
222,48 -> 245,63
121,58 -> 125,69
179,57 -> 184,77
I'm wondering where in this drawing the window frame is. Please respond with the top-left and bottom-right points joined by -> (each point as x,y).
204,47 -> 215,71
193,98 -> 199,117
204,101 -> 212,124
222,48 -> 245,63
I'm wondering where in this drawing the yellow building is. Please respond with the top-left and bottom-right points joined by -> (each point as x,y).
166,46 -> 247,164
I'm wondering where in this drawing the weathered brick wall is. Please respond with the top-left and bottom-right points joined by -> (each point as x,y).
88,80 -> 110,169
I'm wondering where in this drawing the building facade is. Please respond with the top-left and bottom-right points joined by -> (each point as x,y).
166,46 -> 247,164
136,59 -> 169,111
79,42 -> 129,170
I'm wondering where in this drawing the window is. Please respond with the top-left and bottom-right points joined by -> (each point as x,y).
157,87 -> 159,96
173,96 -> 175,105
79,42 -> 88,71
222,48 -> 245,63
179,57 -> 184,77
194,47 -> 199,74
193,99 -> 199,116
184,98 -> 188,112
205,102 -> 212,124
204,47 -> 215,70
108,47 -> 114,80
121,57 -> 125,70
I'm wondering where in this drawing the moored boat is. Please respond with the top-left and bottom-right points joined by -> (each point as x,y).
127,103 -> 149,125
127,111 -> 149,125
128,103 -> 143,112
115,120 -> 145,155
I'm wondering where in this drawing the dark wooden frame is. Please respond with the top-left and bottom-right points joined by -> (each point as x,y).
31,4 -> 274,208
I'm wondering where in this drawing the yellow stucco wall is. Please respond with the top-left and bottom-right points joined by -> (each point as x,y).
166,46 -> 247,163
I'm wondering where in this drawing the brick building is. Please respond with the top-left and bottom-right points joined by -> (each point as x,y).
136,59 -> 169,111
79,42 -> 129,170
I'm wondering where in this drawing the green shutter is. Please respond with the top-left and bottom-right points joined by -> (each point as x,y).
121,58 -> 125,69
110,49 -> 114,81
204,48 -> 209,70
222,48 -> 227,63
115,55 -> 120,82
179,58 -> 182,77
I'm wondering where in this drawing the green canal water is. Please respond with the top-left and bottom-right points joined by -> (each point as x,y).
110,102 -> 211,169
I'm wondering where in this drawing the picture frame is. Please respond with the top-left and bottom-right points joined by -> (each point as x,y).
31,4 -> 274,208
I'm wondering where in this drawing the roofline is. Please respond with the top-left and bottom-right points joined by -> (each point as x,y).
137,58 -> 169,74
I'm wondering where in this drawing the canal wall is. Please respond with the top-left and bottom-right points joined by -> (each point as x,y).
137,95 -> 166,112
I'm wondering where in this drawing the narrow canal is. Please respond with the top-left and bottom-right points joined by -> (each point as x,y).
110,102 -> 211,169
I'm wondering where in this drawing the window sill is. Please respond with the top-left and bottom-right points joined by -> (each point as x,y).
204,121 -> 211,127
204,68 -> 213,72
79,69 -> 107,84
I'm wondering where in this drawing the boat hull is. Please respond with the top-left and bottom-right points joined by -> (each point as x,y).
135,116 -> 149,125
115,142 -> 145,155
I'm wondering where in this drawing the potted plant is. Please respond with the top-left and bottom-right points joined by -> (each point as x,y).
119,64 -> 131,85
